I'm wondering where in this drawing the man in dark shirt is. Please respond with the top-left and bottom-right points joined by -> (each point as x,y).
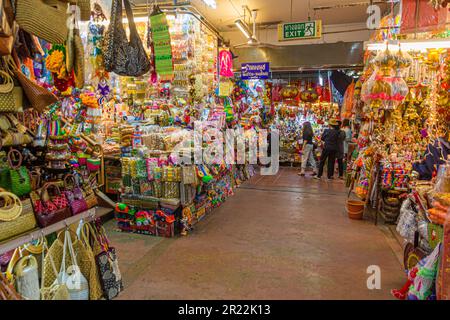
336,121 -> 346,179
315,119 -> 340,180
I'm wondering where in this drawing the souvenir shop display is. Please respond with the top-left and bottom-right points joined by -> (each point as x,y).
112,120 -> 256,237
345,6 -> 450,299
0,0 -> 130,300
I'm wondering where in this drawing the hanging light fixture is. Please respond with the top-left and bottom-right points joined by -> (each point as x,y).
235,19 -> 252,39
200,0 -> 217,9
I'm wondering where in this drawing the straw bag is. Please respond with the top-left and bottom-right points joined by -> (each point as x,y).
0,191 -> 37,242
82,180 -> 98,209
40,237 -> 70,300
0,271 -> 21,300
73,27 -> 84,88
66,20 -> 74,73
32,183 -> 71,228
0,115 -> 33,147
103,0 -> 151,77
64,174 -> 88,215
0,70 -> 22,112
5,57 -> 57,113
0,192 -> 37,241
80,222 -> 105,300
13,255 -> 40,300
42,230 -> 92,299
15,0 -> 68,44
8,149 -> 31,197
57,229 -> 89,300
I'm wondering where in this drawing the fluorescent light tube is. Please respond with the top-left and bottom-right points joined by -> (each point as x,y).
235,19 -> 252,39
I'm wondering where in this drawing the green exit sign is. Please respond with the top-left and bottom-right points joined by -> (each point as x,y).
278,20 -> 322,41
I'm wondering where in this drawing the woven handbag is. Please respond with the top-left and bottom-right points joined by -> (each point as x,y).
58,229 -> 89,300
66,22 -> 74,73
80,222 -> 105,300
8,149 -> 31,197
73,28 -> 85,89
64,174 -> 88,215
78,176 -> 98,209
42,230 -> 93,299
0,70 -> 15,112
33,183 -> 71,228
13,255 -> 40,300
40,237 -> 70,300
5,57 -> 57,113
103,0 -> 151,77
15,0 -> 68,44
0,191 -> 37,242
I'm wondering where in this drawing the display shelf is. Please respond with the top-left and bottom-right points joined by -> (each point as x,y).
0,206 -> 113,255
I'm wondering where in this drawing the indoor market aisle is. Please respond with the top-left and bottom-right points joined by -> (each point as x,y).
106,168 -> 405,300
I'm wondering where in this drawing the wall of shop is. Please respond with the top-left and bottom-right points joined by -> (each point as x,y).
222,22 -> 372,47
232,42 -> 364,71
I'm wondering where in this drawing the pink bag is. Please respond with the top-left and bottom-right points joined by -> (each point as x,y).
64,174 -> 88,215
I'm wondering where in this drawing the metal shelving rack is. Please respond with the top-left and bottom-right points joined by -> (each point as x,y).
0,206 -> 113,255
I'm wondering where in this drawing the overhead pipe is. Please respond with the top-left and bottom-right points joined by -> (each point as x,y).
132,2 -> 224,42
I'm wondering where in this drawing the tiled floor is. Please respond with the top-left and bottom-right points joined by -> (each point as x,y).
106,167 -> 405,300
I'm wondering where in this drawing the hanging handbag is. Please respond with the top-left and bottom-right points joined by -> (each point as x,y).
64,174 -> 88,215
93,223 -> 123,300
80,222 -> 105,300
73,27 -> 84,88
57,229 -> 89,300
65,17 -> 74,73
15,0 -> 68,44
5,57 -> 57,113
13,255 -> 40,300
0,190 -> 37,242
84,188 -> 98,209
8,149 -> 31,197
103,0 -> 151,77
0,70 -> 22,112
32,183 -> 71,228
40,237 -> 70,300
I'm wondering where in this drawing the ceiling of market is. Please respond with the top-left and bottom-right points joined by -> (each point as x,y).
131,0 -> 390,31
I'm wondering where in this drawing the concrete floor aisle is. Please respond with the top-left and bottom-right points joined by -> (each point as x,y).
105,167 -> 405,300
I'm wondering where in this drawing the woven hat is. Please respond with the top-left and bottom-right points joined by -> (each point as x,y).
329,119 -> 339,126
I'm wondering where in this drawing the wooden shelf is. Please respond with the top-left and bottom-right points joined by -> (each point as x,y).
0,206 -> 113,255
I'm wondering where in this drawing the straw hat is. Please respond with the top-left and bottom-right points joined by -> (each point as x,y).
328,119 -> 339,126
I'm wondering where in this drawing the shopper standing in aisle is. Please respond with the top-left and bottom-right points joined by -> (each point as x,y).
342,119 -> 352,163
315,119 -> 340,181
336,121 -> 346,180
298,121 -> 317,176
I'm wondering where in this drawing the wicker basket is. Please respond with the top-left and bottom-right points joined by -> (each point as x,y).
15,0 -> 68,44
0,198 -> 38,243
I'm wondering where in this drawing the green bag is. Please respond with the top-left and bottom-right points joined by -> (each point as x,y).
8,149 -> 31,197
0,168 -> 9,189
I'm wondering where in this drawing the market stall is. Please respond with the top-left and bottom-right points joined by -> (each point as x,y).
345,6 -> 450,300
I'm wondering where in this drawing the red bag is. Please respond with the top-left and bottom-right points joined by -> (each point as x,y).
32,183 -> 71,227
